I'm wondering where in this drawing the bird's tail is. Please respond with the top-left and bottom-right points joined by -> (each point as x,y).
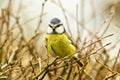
73,53 -> 83,67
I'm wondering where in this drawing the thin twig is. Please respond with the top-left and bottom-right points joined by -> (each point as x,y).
58,0 -> 72,36
31,57 -> 59,80
35,0 -> 47,32
29,61 -> 36,75
100,13 -> 114,37
81,42 -> 111,59
76,4 -> 82,48
104,73 -> 117,80
112,49 -> 120,71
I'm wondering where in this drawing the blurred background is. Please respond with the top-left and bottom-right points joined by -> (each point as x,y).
0,0 -> 120,80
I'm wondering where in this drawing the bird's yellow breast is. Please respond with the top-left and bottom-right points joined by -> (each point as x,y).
45,34 -> 76,58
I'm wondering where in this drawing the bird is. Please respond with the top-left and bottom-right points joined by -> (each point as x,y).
44,18 -> 83,67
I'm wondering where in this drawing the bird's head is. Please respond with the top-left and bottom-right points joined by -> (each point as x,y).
47,18 -> 66,34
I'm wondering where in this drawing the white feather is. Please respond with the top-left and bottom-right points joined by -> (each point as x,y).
55,26 -> 64,34
47,26 -> 53,33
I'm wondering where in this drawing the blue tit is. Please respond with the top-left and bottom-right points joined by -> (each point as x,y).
44,18 -> 83,67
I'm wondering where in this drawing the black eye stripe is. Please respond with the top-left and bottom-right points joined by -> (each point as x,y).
48,24 -> 63,30
56,24 -> 63,27
49,24 -> 52,28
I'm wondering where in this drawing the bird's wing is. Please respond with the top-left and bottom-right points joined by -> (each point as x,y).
44,35 -> 48,48
65,32 -> 75,45
51,44 -> 59,56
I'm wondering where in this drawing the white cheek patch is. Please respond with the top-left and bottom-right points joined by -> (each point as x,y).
55,26 -> 64,34
47,27 -> 53,33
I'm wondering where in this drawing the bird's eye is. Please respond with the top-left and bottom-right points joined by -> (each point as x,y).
56,24 -> 63,27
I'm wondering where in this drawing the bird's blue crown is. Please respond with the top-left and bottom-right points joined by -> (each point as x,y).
50,18 -> 61,24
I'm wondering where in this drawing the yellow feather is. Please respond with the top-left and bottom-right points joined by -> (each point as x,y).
44,34 -> 75,58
